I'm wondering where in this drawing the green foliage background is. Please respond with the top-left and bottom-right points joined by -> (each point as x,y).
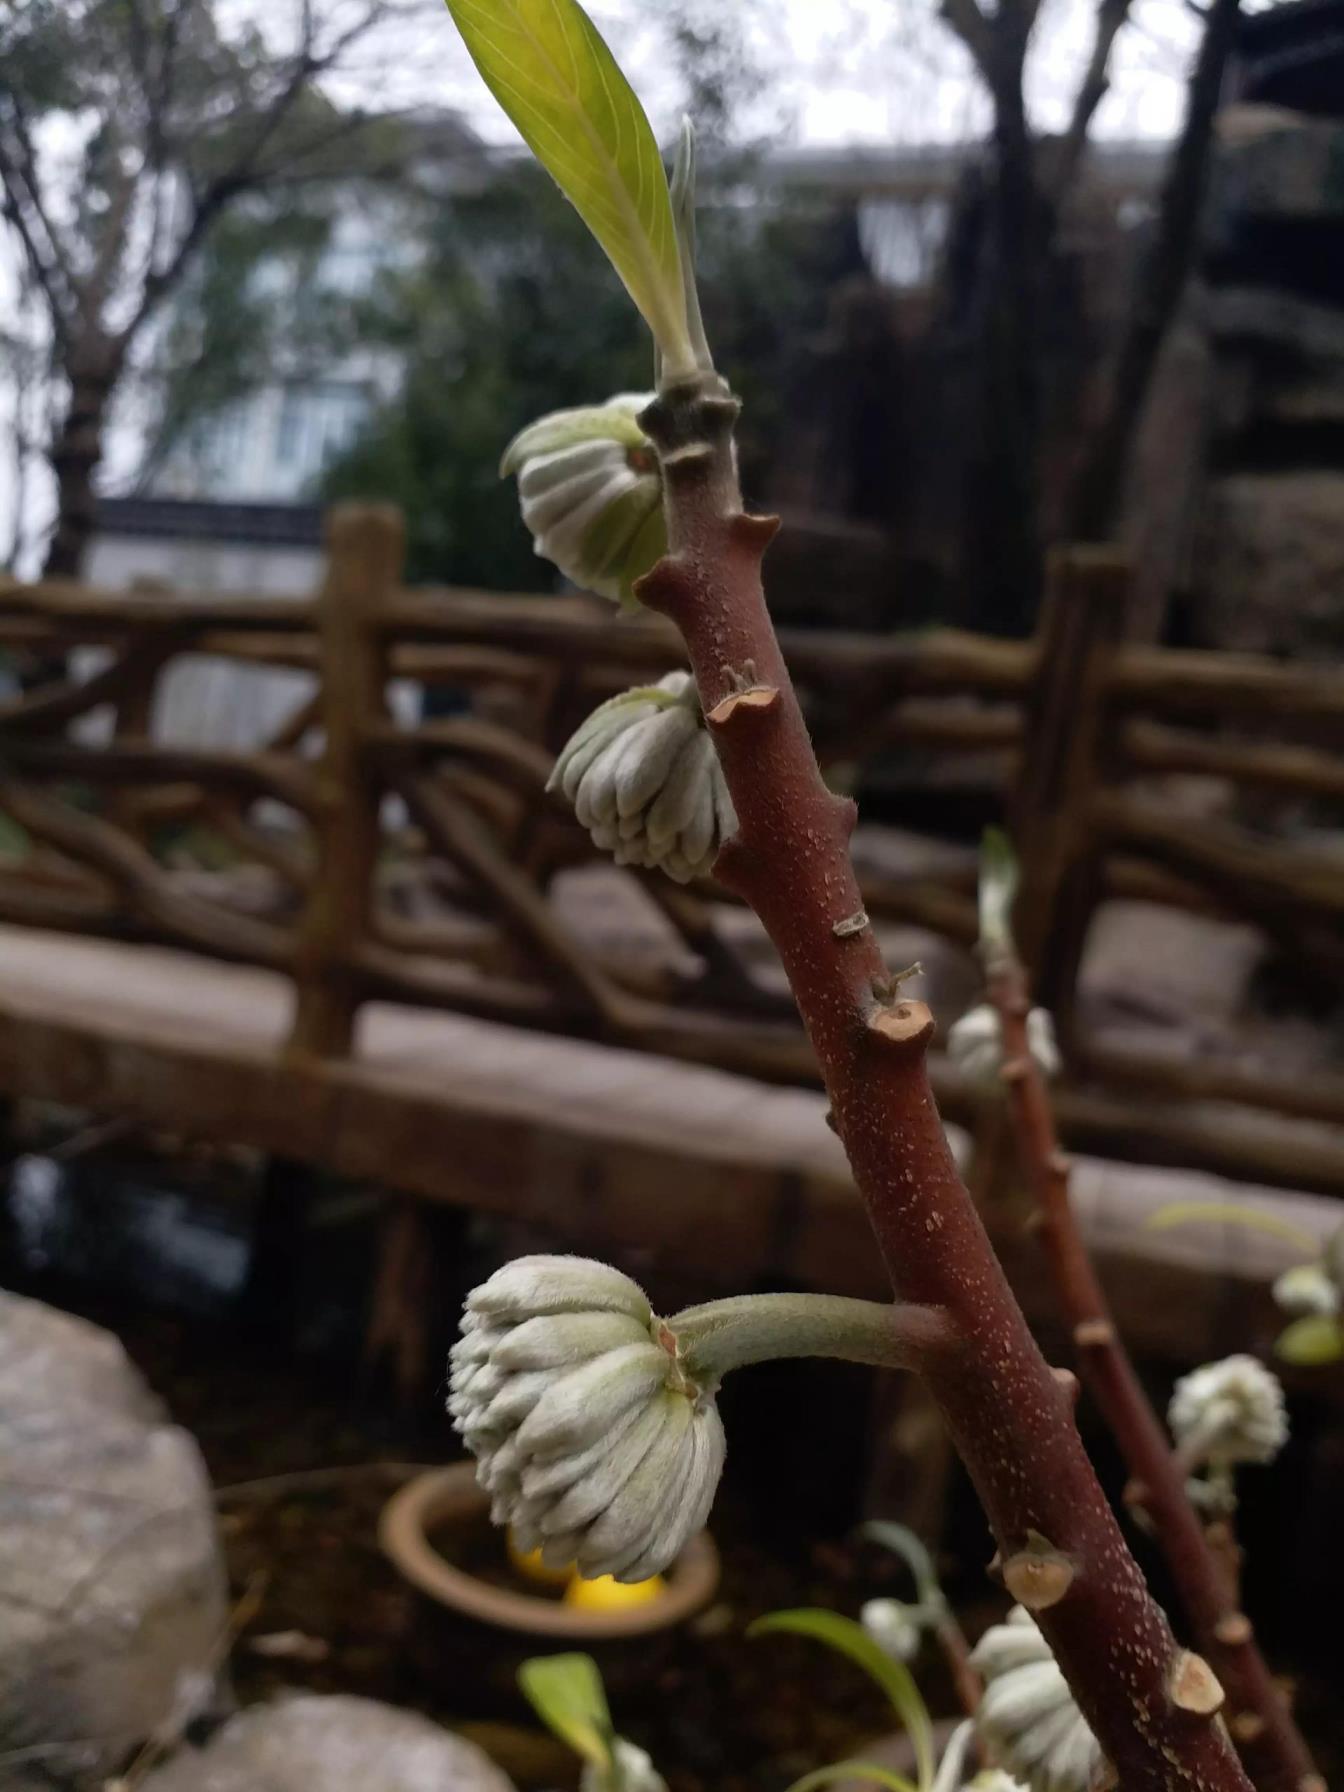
322,164 -> 860,588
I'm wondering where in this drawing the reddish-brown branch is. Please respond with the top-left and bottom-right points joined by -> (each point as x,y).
636,377 -> 1251,1792
986,951 -> 1319,1792
936,1609 -> 985,1720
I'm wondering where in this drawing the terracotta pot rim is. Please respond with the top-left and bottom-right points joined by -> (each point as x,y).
379,1462 -> 720,1638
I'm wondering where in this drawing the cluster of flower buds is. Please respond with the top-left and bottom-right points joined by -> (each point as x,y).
500,395 -> 665,606
946,1003 -> 1062,1091
969,1607 -> 1104,1792
548,672 -> 735,883
1272,1223 -> 1344,1365
449,1257 -> 725,1582
1167,1354 -> 1287,1511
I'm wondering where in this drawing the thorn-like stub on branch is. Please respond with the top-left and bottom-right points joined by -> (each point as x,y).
1048,1149 -> 1074,1178
1073,1318 -> 1115,1348
986,1548 -> 1003,1581
999,1054 -> 1031,1083
867,999 -> 935,1052
1052,1366 -> 1080,1404
1168,1650 -> 1224,1717
662,440 -> 715,477
833,909 -> 870,939
695,391 -> 742,429
1231,1713 -> 1266,1744
1215,1612 -> 1253,1646
728,511 -> 782,555
824,1107 -> 839,1135
1001,1533 -> 1077,1610
1299,1774 -> 1328,1792
631,555 -> 691,616
707,684 -> 778,727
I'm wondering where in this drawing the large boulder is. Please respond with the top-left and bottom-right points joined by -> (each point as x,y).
0,1293 -> 228,1787
1188,471 -> 1344,654
140,1695 -> 518,1792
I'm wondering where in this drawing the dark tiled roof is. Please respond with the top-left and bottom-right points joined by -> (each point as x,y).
95,497 -> 325,548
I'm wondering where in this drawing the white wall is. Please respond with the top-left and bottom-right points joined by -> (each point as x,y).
82,530 -> 323,753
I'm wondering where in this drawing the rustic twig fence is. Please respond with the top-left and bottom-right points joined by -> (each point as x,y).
1,503 -> 1342,1202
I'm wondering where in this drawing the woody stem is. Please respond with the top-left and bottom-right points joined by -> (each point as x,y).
635,372 -> 1252,1792
986,947 -> 1318,1792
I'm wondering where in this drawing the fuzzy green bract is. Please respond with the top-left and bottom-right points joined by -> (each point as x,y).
444,0 -> 694,379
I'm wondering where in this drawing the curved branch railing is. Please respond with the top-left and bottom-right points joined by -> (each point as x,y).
1,509 -> 1342,1197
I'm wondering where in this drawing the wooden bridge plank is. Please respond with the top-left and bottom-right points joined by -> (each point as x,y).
0,926 -> 1338,1371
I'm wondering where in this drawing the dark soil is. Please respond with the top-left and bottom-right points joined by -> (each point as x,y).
12,1224 -> 1344,1792
35,1289 -> 977,1792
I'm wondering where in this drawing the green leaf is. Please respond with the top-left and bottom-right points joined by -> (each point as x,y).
978,826 -> 1019,956
786,1764 -> 920,1792
861,1521 -> 940,1606
518,1653 -> 614,1768
1276,1315 -> 1344,1367
1143,1202 -> 1320,1253
749,1610 -> 935,1792
444,0 -> 693,376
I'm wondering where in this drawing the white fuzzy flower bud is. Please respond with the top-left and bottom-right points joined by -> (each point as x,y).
501,395 -> 665,606
1167,1354 -> 1288,1469
548,672 -> 736,884
946,1004 -> 1061,1091
969,1607 -> 1104,1792
449,1255 -> 725,1582
1272,1263 -> 1340,1319
581,1739 -> 668,1792
861,1597 -> 924,1663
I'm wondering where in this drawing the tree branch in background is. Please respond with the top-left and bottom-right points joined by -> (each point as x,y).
1068,0 -> 1242,540
0,0 -> 424,578
1048,0 -> 1133,206
983,935 -> 1320,1792
937,0 -> 996,83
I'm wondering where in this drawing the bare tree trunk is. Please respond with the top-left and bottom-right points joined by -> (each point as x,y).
1068,0 -> 1241,541
967,6 -> 1048,636
42,347 -> 120,580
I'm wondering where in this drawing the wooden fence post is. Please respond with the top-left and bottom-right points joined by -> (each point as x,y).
1011,544 -> 1129,1040
288,503 -> 404,1060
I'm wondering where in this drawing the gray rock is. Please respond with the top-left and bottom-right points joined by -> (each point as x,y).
0,1292 -> 228,1786
0,1290 -> 160,1424
140,1695 -> 518,1792
1189,472 -> 1344,655
1215,103 -> 1344,221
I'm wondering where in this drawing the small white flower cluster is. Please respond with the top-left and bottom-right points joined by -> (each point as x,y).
449,1256 -> 725,1583
969,1607 -> 1104,1792
1168,1354 -> 1288,1472
501,395 -> 666,605
548,672 -> 735,883
861,1597 -> 925,1663
946,1004 -> 1061,1092
581,1738 -> 668,1792
1273,1262 -> 1341,1318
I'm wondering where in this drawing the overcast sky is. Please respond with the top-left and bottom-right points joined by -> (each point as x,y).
339,0 -> 1205,148
3,0 -> 1208,567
